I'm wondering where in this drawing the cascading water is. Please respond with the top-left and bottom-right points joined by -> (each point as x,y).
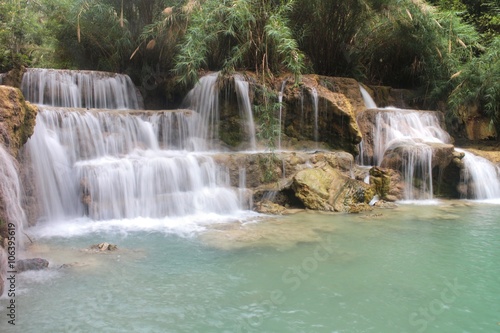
234,75 -> 257,150
371,110 -> 452,166
278,79 -> 287,150
310,87 -> 319,143
181,73 -> 219,150
456,148 -> 500,200
359,85 -> 377,109
21,68 -> 141,109
26,107 -> 242,222
23,71 -> 261,227
357,87 -> 500,201
0,144 -> 26,248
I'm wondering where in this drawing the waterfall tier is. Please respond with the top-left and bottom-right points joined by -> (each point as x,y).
357,106 -> 500,201
456,148 -> 500,200
358,108 -> 452,200
21,68 -> 141,109
26,107 -> 243,221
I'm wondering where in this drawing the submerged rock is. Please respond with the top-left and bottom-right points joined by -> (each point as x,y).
90,242 -> 118,252
17,258 -> 49,272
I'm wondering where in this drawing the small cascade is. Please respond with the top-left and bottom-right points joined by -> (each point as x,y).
0,73 -> 5,85
182,73 -> 219,148
357,90 -> 500,200
398,142 -> 434,200
0,144 -> 26,248
359,85 -> 377,109
20,68 -> 140,109
234,75 -> 257,150
371,110 -> 451,166
357,85 -> 376,166
369,110 -> 450,200
278,79 -> 287,150
456,149 -> 500,200
310,87 -> 319,143
238,167 -> 252,209
357,84 -> 452,199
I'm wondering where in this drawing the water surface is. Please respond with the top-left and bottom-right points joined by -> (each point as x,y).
1,202 -> 499,333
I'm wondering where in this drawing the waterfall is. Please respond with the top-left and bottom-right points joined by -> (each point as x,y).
234,75 -> 257,150
0,73 -> 5,85
20,68 -> 140,109
357,85 -> 377,165
0,144 -> 26,248
238,167 -> 253,209
358,102 -> 500,200
26,106 -> 243,222
398,142 -> 434,200
372,110 -> 451,165
359,85 -> 377,109
358,107 -> 452,200
182,73 -> 219,149
278,79 -> 287,150
456,148 -> 500,200
310,87 -> 319,143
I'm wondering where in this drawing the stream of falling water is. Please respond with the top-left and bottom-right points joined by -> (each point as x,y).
357,86 -> 500,201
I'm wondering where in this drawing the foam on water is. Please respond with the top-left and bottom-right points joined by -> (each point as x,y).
29,211 -> 262,239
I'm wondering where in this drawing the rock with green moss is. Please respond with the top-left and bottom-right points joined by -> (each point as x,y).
292,164 -> 374,212
0,85 -> 38,158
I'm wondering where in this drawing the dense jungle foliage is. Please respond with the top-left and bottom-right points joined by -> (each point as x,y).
0,0 -> 499,131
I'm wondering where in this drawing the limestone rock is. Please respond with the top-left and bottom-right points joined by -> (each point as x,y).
380,142 -> 455,172
292,165 -> 374,212
369,167 -> 404,201
465,117 -> 497,140
254,200 -> 287,215
0,85 -> 38,157
282,75 -> 362,155
90,242 -> 118,251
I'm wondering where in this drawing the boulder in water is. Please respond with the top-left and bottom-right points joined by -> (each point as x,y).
17,258 -> 49,272
292,165 -> 374,212
90,242 -> 118,251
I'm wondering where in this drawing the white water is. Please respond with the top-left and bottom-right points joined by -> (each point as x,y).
372,110 -> 452,165
234,75 -> 257,150
456,148 -> 500,200
357,87 -> 500,200
0,145 -> 27,246
26,107 -> 244,222
21,71 -> 267,231
21,68 -> 140,109
182,73 -> 220,149
310,87 -> 319,143
278,79 -> 287,150
359,85 -> 377,109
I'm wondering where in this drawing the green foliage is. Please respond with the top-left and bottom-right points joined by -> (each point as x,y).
254,85 -> 281,151
289,0 -> 370,77
0,0 -> 52,71
174,0 -> 305,86
430,0 -> 500,42
448,36 -> 500,122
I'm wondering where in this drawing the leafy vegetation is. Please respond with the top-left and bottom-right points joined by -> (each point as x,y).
0,0 -> 498,134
